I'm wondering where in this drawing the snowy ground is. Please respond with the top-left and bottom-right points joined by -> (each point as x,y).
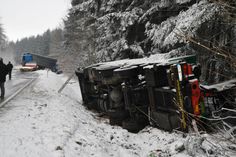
0,70 -> 235,157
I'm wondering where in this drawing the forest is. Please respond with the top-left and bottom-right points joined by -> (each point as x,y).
0,0 -> 235,80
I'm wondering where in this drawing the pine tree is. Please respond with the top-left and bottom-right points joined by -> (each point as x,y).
63,0 -> 236,81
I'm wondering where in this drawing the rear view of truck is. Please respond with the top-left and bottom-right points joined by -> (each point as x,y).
20,53 -> 37,72
21,53 -> 58,72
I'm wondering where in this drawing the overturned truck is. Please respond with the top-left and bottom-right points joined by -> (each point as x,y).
75,55 -> 236,132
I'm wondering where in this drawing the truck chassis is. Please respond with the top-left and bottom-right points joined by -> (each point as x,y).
75,55 -> 236,132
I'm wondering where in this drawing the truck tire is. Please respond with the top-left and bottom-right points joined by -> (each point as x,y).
122,119 -> 141,133
108,109 -> 129,126
109,117 -> 123,126
98,99 -> 109,112
107,109 -> 129,119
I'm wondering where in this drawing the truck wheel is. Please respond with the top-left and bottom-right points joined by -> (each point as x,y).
102,99 -> 109,112
136,114 -> 149,126
98,99 -> 109,112
107,109 -> 129,119
109,117 -> 123,126
86,100 -> 97,110
122,119 -> 141,133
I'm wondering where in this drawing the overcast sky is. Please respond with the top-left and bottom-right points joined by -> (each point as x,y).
0,0 -> 71,42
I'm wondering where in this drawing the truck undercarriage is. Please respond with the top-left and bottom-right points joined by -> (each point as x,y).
75,55 -> 236,133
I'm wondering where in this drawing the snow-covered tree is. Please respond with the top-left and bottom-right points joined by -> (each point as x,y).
11,29 -> 66,64
63,0 -> 236,82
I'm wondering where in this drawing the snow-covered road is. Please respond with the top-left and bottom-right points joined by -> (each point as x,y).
3,70 -> 38,104
0,70 -> 234,157
0,70 -> 82,157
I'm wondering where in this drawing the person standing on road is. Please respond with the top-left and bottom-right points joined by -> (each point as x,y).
0,58 -> 9,100
7,61 -> 13,80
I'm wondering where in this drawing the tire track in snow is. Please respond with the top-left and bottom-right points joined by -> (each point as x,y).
57,98 -> 86,157
56,94 -> 100,157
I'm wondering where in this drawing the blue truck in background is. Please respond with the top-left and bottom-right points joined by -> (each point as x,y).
22,53 -> 58,72
22,53 -> 33,64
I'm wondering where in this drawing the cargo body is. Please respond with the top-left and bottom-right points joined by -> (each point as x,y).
22,53 -> 57,71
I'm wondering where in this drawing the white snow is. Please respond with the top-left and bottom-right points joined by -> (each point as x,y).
0,70 -> 235,157
72,0 -> 95,12
94,52 -> 170,68
146,0 -> 219,50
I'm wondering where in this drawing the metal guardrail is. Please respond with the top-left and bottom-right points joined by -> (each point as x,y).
0,77 -> 38,107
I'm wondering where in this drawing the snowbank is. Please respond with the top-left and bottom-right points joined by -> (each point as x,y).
0,70 -> 234,157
